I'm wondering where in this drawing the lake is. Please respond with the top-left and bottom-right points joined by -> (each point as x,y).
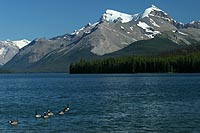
0,73 -> 200,132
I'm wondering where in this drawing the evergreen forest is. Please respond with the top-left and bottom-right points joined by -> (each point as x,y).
70,49 -> 200,74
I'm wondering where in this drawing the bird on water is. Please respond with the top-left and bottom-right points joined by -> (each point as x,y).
35,110 -> 42,118
9,120 -> 18,125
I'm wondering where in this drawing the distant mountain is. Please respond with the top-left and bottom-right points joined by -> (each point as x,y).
0,39 -> 30,65
12,39 -> 31,49
3,5 -> 200,72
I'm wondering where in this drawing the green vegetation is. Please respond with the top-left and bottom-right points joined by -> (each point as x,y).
106,36 -> 180,57
0,69 -> 12,73
70,50 -> 200,74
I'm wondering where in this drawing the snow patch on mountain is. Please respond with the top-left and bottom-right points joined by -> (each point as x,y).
71,27 -> 85,35
102,9 -> 134,23
130,27 -> 134,31
149,18 -> 160,27
120,26 -> 125,30
137,21 -> 161,38
172,30 -> 188,36
0,47 -> 8,56
137,21 -> 152,31
71,22 -> 99,35
190,21 -> 195,24
179,31 -> 188,36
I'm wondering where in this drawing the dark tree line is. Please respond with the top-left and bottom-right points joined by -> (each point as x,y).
69,51 -> 200,74
0,69 -> 12,73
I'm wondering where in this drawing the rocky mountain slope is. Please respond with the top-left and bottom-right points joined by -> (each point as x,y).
3,5 -> 200,72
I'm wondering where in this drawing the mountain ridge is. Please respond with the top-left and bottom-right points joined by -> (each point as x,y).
3,5 -> 200,72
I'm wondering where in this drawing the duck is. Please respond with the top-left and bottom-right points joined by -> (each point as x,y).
43,112 -> 49,119
9,120 -> 18,125
47,110 -> 53,116
35,110 -> 42,118
64,104 -> 70,112
58,111 -> 64,115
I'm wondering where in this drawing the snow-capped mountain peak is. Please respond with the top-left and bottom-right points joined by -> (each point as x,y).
12,39 -> 31,49
1,39 -> 30,49
102,9 -> 134,23
142,5 -> 167,18
0,39 -> 30,65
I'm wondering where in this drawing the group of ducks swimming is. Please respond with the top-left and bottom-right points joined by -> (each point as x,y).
9,105 -> 70,125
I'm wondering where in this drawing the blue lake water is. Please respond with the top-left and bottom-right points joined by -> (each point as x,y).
0,73 -> 200,132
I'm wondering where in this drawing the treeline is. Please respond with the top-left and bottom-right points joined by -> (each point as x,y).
70,51 -> 200,74
0,69 -> 12,73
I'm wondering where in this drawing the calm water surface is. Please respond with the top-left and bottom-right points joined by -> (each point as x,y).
0,73 -> 200,132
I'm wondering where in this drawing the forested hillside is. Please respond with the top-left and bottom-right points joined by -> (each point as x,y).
70,48 -> 200,74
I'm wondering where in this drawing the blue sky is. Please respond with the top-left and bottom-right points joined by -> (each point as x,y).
0,0 -> 199,40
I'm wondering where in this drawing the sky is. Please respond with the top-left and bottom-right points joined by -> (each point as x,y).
0,0 -> 199,41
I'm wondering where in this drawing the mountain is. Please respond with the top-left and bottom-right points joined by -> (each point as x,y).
105,36 -> 180,57
0,39 -> 30,65
3,5 -> 200,72
12,39 -> 31,49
